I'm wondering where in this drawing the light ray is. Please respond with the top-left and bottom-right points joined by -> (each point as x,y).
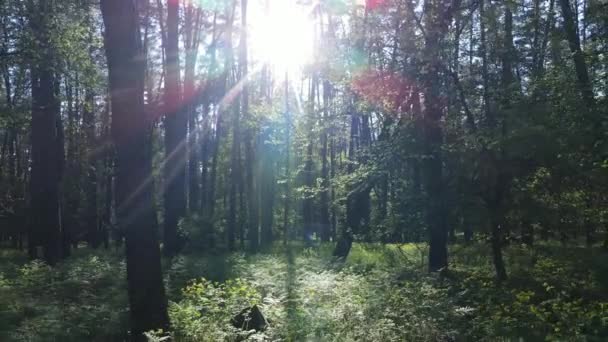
249,0 -> 315,74
119,64 -> 266,218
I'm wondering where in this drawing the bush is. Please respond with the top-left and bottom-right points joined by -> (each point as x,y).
166,277 -> 261,341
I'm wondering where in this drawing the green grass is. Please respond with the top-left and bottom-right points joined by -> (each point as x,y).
1,242 -> 607,341
0,247 -> 128,341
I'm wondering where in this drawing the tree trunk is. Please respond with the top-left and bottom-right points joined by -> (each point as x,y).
319,80 -> 331,242
81,4 -> 99,249
227,88 -> 240,251
223,2 -> 239,251
464,225 -> 473,243
479,0 -> 492,126
241,0 -> 258,253
103,150 -> 113,249
102,101 -> 115,248
603,223 -> 608,250
259,134 -> 275,248
238,169 -> 246,249
302,78 -> 316,243
333,234 -> 352,259
84,89 -> 99,248
422,0 -> 457,272
491,213 -> 508,282
486,2 -> 516,282
207,109 -> 221,222
537,0 -> 555,79
62,76 -> 78,256
0,132 -> 7,180
199,14 -> 217,219
558,0 -> 595,108
163,0 -> 186,257
207,7 -> 234,249
28,0 -> 62,265
185,5 -> 202,212
521,219 -> 534,245
329,127 -> 336,239
282,71 -> 291,244
100,0 -> 170,338
332,101 -> 361,257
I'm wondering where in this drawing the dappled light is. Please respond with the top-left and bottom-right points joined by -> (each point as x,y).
1,0 -> 607,340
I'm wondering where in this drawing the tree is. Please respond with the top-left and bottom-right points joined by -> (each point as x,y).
282,71 -> 291,245
558,0 -> 595,109
27,0 -> 63,265
100,0 -> 169,338
184,3 -> 203,213
319,80 -> 331,242
241,0 -> 259,252
421,0 -> 461,272
227,0 -> 240,251
163,0 -> 187,257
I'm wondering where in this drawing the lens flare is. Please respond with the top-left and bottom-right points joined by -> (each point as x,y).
249,0 -> 314,73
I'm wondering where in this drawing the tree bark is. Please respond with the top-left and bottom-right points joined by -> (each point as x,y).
282,71 -> 291,245
227,58 -> 240,251
100,0 -> 170,338
319,80 -> 331,242
302,77 -> 316,243
558,0 -> 595,108
241,0 -> 259,252
486,3 -> 516,282
479,0 -> 492,126
163,0 -> 186,257
491,213 -> 508,281
207,7 -> 234,248
259,132 -> 275,248
83,4 -> 99,249
227,96 -> 240,250
84,88 -> 99,248
28,0 -> 62,265
333,102 -> 360,258
62,76 -> 80,256
185,4 -> 202,212
422,0 -> 459,272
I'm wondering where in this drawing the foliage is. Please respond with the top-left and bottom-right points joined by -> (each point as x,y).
1,0 -> 607,339
1,243 -> 607,340
164,277 -> 261,341
0,249 -> 127,341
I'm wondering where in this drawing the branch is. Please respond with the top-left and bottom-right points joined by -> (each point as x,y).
440,64 -> 477,133
403,0 -> 426,39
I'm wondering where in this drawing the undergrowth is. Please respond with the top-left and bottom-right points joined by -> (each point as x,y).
0,248 -> 128,341
1,242 -> 607,341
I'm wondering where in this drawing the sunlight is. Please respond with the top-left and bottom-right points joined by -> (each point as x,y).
249,0 -> 315,73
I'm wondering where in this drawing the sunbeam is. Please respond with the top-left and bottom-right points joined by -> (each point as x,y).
249,0 -> 315,73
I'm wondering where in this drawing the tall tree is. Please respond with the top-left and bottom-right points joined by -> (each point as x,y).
163,0 -> 186,256
227,1 -> 241,251
100,0 -> 170,338
558,0 -> 595,109
208,3 -> 236,234
83,3 -> 100,248
422,0 -> 460,272
184,3 -> 202,212
319,79 -> 331,242
27,0 -> 63,265
302,77 -> 316,242
282,71 -> 291,245
84,87 -> 99,248
241,0 -> 258,252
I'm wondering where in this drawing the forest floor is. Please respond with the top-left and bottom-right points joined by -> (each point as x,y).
1,241 -> 608,341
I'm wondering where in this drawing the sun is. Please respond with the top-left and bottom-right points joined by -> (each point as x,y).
249,0 -> 315,73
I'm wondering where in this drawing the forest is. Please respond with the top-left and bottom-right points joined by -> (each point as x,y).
0,0 -> 607,340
